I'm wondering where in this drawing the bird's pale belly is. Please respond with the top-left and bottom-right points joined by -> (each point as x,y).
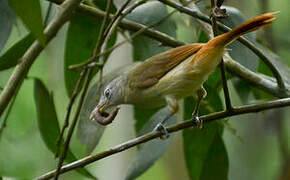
149,56 -> 209,99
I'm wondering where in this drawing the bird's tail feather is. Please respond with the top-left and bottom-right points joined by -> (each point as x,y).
214,12 -> 277,46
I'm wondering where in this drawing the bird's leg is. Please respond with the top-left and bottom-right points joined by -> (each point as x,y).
153,113 -> 174,139
192,86 -> 207,129
153,96 -> 178,140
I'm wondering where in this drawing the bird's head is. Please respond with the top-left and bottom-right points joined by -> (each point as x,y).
89,76 -> 126,125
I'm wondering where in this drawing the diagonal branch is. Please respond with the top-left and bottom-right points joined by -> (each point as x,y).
37,97 -> 290,180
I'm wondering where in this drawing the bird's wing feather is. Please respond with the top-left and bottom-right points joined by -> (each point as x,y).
129,43 -> 204,88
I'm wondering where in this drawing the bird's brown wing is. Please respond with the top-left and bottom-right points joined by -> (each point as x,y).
129,43 -> 204,89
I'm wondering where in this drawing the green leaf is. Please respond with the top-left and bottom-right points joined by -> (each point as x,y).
0,33 -> 34,71
64,13 -> 116,96
34,79 -> 59,151
199,134 -> 229,180
0,0 -> 14,52
8,0 -> 45,45
126,1 -> 177,61
254,44 -> 290,100
183,121 -> 227,180
33,78 -> 95,179
93,0 -> 117,12
256,43 -> 290,85
125,108 -> 177,180
77,64 -> 134,154
134,107 -> 160,134
231,78 -> 251,104
183,86 -> 228,180
125,1 -> 177,131
65,14 -> 100,96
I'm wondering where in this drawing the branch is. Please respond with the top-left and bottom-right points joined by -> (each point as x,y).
0,0 -> 83,117
37,97 -> 290,179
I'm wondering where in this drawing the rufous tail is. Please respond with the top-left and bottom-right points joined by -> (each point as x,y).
214,12 -> 277,46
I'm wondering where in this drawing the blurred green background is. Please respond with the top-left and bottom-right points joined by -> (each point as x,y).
0,0 -> 289,179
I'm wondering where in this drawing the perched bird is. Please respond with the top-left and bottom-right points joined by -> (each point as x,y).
90,13 -> 276,137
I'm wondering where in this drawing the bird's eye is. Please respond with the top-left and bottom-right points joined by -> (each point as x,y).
104,88 -> 111,98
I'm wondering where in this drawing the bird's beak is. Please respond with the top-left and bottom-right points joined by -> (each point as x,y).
98,100 -> 110,113
90,100 -> 120,126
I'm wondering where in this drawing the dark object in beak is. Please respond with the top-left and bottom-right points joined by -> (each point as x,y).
90,106 -> 120,126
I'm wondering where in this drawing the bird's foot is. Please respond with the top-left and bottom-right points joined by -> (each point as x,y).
153,123 -> 169,140
192,114 -> 203,129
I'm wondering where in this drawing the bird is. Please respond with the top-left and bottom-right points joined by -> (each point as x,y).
89,12 -> 276,137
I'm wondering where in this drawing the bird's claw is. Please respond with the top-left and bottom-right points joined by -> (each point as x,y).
192,114 -> 203,129
153,123 -> 169,140
211,6 -> 228,19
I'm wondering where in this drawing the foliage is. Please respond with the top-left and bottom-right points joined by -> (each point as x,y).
0,0 -> 289,180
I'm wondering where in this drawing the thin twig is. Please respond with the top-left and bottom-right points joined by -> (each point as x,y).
210,0 -> 233,111
92,0 -> 112,59
101,0 -> 147,54
37,97 -> 290,180
94,0 -> 113,86
44,2 -> 53,25
53,69 -> 93,179
102,0 -> 133,39
55,69 -> 88,158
